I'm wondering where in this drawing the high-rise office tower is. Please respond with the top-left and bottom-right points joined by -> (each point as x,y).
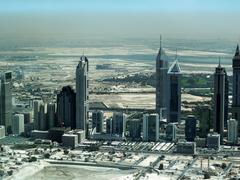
167,60 -> 182,123
198,105 -> 212,138
0,72 -> 13,134
232,45 -> 240,133
39,103 -> 47,131
33,100 -> 42,130
12,114 -> 24,135
185,115 -> 197,142
112,112 -> 126,136
227,118 -> 238,144
92,111 -> 103,133
156,37 -> 169,115
47,103 -> 56,129
76,56 -> 89,136
143,113 -> 159,142
128,119 -> 141,141
224,69 -> 229,128
213,62 -> 226,143
57,86 -> 76,129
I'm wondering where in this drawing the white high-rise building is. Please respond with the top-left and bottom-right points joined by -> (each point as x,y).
12,114 -> 24,135
76,56 -> 89,136
143,113 -> 159,142
228,119 -> 238,144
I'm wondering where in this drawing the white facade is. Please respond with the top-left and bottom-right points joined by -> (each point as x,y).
228,119 -> 238,144
12,114 -> 24,135
0,126 -> 5,138
143,113 -> 159,142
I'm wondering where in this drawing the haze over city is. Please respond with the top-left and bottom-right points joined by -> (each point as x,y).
1,0 -> 240,39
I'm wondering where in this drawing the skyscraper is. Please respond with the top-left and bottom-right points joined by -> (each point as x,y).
155,37 -> 169,115
213,62 -> 226,143
92,111 -> 103,133
227,118 -> 238,144
167,59 -> 182,123
33,100 -> 42,130
39,103 -> 47,131
76,56 -> 89,136
112,112 -> 126,137
46,103 -> 56,129
57,86 -> 76,129
0,72 -> 12,134
128,119 -> 141,141
143,113 -> 159,142
232,45 -> 240,133
12,114 -> 24,135
185,115 -> 197,142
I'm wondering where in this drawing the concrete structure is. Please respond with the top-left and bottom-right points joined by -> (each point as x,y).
128,119 -> 141,141
57,86 -> 76,129
155,37 -> 169,115
0,72 -> 12,134
0,126 -> 5,139
176,142 -> 196,155
143,113 -> 159,142
165,123 -> 177,141
47,103 -> 56,129
12,114 -> 24,135
167,59 -> 182,123
76,56 -> 89,137
206,133 -> 220,150
213,62 -> 226,144
76,130 -> 85,143
92,111 -> 103,133
112,112 -> 126,136
62,134 -> 78,149
232,45 -> 240,133
185,115 -> 197,142
227,119 -> 238,144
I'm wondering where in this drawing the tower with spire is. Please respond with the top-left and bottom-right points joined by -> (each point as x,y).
76,55 -> 89,137
232,44 -> 240,133
167,53 -> 182,123
155,36 -> 169,117
213,58 -> 228,144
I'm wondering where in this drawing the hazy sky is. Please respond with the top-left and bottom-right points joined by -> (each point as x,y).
1,0 -> 240,39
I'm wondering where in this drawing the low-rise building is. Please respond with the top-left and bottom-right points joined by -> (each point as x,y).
207,133 -> 220,150
176,142 -> 196,155
62,134 -> 78,149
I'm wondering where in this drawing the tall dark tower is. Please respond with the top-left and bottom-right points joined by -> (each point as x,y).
76,56 -> 89,137
167,59 -> 182,123
232,45 -> 240,133
155,36 -> 169,115
213,61 -> 226,143
57,86 -> 76,129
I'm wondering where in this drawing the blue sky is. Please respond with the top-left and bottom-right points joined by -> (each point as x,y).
1,0 -> 240,13
0,0 -> 240,39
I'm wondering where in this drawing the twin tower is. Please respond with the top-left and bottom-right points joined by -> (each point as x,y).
155,38 -> 182,122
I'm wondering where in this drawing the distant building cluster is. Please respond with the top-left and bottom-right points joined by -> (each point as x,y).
0,38 -> 239,152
